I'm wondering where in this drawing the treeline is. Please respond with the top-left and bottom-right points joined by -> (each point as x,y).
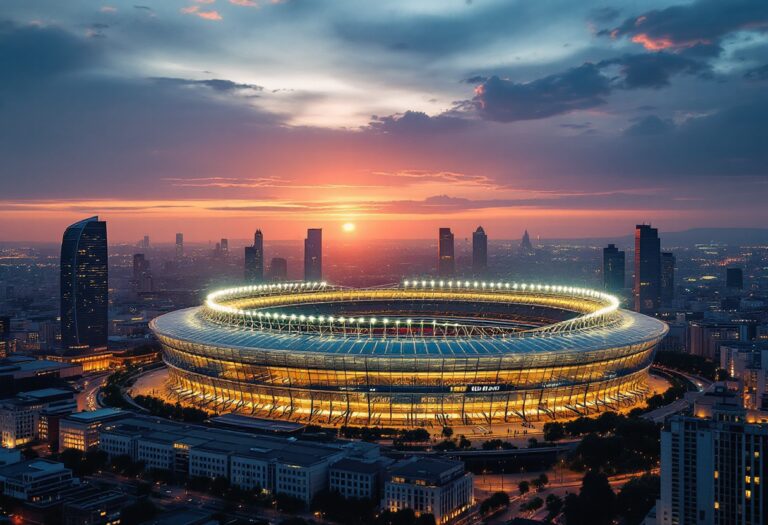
133,395 -> 208,423
654,351 -> 719,380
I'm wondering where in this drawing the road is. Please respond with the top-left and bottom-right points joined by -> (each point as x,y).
74,372 -> 111,411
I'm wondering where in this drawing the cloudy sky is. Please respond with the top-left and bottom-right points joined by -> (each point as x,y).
1,0 -> 767,242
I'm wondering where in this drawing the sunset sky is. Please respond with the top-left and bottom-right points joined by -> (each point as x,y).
1,0 -> 767,242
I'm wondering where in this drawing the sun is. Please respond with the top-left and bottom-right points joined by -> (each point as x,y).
342,222 -> 356,233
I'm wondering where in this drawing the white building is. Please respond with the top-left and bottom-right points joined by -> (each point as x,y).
0,459 -> 75,503
657,386 -> 768,525
384,457 -> 473,525
59,408 -> 128,451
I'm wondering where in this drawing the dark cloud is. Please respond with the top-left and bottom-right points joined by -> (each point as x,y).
471,53 -> 709,122
600,53 -> 707,89
624,115 -> 675,136
745,64 -> 768,81
463,75 -> 488,84
474,64 -> 610,122
153,77 -> 264,96
589,7 -> 621,24
0,21 -> 101,88
604,0 -> 768,55
368,111 -> 470,134
560,122 -> 592,130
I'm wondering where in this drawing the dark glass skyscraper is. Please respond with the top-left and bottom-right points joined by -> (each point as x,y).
661,251 -> 675,304
634,224 -> 661,313
472,226 -> 487,276
245,229 -> 264,282
269,257 -> 288,281
438,228 -> 455,277
602,244 -> 625,293
304,228 -> 322,281
726,267 -> 744,290
175,233 -> 184,259
60,216 -> 108,350
520,229 -> 534,254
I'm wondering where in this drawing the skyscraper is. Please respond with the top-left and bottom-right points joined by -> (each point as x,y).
141,235 -> 150,250
438,228 -> 455,277
175,233 -> 184,259
60,216 -> 108,351
661,251 -> 675,305
220,238 -> 229,256
472,226 -> 487,276
132,253 -> 153,293
602,244 -> 625,293
269,257 -> 288,281
244,229 -> 264,282
634,224 -> 661,313
304,229 -> 322,281
0,316 -> 9,358
726,267 -> 744,290
520,230 -> 534,254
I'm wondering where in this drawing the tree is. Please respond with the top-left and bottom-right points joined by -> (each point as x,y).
120,498 -> 158,525
578,471 -> 616,525
616,474 -> 660,525
441,426 -> 453,439
532,473 -> 549,491
518,480 -> 530,495
543,422 -> 565,441
545,494 -> 563,517
458,435 -> 472,449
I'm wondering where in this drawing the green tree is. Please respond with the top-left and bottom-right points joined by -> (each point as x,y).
616,474 -> 660,525
518,480 -> 530,495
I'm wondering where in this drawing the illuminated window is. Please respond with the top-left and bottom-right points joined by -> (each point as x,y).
746,490 -> 751,499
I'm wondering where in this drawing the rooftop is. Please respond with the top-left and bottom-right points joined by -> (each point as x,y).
389,457 -> 464,484
66,408 -> 125,422
0,459 -> 68,480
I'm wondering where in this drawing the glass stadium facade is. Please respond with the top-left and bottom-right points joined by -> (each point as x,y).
150,281 -> 668,427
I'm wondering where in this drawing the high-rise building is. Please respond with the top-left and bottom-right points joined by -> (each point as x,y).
634,224 -> 661,313
602,244 -> 625,293
661,252 -> 676,305
269,257 -> 288,281
60,217 -> 108,351
175,233 -> 184,259
0,317 -> 9,358
657,387 -> 768,525
304,229 -> 322,281
520,230 -> 534,254
438,228 -> 455,277
141,235 -> 150,250
472,226 -> 487,276
244,230 -> 264,282
132,254 -> 152,293
727,268 -> 744,290
220,238 -> 229,256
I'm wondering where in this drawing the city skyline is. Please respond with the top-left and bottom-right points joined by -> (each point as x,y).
1,1 -> 767,241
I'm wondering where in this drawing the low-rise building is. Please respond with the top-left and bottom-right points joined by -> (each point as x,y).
0,459 -> 75,503
59,408 -> 129,451
330,457 -> 389,500
0,388 -> 77,448
384,457 -> 473,525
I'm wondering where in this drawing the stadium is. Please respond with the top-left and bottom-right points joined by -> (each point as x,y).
150,280 -> 668,427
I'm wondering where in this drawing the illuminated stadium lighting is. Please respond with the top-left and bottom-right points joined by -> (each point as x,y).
153,280 -> 663,427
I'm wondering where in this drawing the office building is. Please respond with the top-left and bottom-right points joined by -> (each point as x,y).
720,342 -> 768,411
634,224 -> 661,313
220,238 -> 229,256
59,408 -> 128,451
603,244 -> 625,293
269,257 -> 288,281
99,416 -> 362,504
304,228 -> 322,281
244,230 -> 264,282
132,253 -> 153,293
727,268 -> 744,290
438,228 -> 455,277
141,235 -> 150,250
472,226 -> 487,276
661,252 -> 675,305
520,230 -> 534,254
60,217 -> 108,351
384,457 -> 473,525
175,233 -> 184,258
330,458 -> 391,501
0,316 -> 9,358
688,322 -> 744,361
657,387 -> 768,525
0,459 -> 75,503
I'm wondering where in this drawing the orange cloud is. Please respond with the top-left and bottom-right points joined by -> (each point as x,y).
180,5 -> 223,20
631,33 -> 710,52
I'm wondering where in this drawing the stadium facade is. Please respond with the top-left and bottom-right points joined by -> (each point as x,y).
150,280 -> 668,427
